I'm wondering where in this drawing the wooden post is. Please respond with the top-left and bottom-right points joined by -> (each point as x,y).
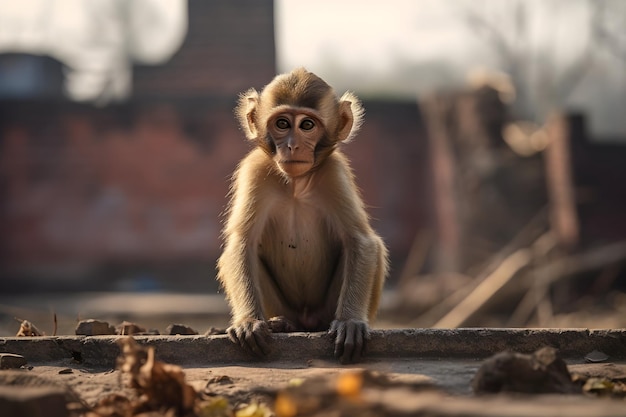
423,95 -> 460,272
544,113 -> 579,249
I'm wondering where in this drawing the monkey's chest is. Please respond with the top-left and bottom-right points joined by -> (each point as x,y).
258,204 -> 340,304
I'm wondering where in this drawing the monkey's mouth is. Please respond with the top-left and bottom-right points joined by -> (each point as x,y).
281,160 -> 311,164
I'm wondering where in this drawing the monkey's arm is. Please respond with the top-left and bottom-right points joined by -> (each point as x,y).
216,152 -> 272,356
326,157 -> 388,363
218,234 -> 271,356
330,231 -> 386,363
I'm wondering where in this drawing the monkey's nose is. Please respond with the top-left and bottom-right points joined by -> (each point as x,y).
287,138 -> 299,151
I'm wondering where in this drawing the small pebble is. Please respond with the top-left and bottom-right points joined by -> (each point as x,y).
166,324 -> 198,335
584,350 -> 609,363
0,353 -> 27,369
75,319 -> 116,336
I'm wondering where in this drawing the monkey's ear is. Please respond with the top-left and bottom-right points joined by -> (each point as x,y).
337,92 -> 364,142
236,88 -> 260,140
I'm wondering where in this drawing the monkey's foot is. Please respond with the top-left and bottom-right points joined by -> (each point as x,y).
328,319 -> 371,364
267,316 -> 299,333
227,318 -> 271,357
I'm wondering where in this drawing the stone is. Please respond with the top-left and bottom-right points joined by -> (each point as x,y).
75,319 -> 115,336
472,347 -> 581,394
166,324 -> 198,335
116,321 -> 146,335
0,385 -> 68,417
0,353 -> 27,369
205,327 -> 226,335
1,329 -> 625,367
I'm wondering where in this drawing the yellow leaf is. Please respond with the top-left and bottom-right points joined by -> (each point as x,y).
583,378 -> 615,395
196,396 -> 232,417
275,393 -> 297,417
287,378 -> 305,387
235,402 -> 272,417
336,371 -> 363,398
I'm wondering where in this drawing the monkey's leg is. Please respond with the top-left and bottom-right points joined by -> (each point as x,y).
256,257 -> 302,324
229,259 -> 301,354
267,316 -> 299,333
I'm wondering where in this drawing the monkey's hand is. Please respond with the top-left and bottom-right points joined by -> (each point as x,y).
328,319 -> 370,364
227,318 -> 271,357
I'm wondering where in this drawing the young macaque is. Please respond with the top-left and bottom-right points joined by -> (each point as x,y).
217,68 -> 388,363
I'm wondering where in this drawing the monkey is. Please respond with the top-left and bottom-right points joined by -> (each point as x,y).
216,68 -> 388,364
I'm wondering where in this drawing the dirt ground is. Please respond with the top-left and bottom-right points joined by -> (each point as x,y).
2,352 -> 626,416
1,292 -> 626,416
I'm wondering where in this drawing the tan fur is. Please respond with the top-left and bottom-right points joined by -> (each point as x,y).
218,68 -> 387,362
236,68 -> 364,145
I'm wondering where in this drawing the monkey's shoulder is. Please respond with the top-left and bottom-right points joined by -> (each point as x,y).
236,148 -> 275,175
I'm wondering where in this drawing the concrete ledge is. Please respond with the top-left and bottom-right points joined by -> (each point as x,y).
1,328 -> 624,367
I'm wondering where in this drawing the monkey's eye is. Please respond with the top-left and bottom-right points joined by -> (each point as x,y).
300,119 -> 315,131
276,118 -> 290,130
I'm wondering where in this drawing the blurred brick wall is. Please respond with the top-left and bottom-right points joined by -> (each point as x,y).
133,0 -> 276,98
0,0 -> 432,289
0,0 -> 278,288
0,98 -> 429,288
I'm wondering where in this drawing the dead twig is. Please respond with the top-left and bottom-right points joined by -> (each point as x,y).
15,318 -> 45,336
414,208 -> 548,326
433,247 -> 534,328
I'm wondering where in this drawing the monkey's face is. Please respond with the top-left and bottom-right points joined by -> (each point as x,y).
267,110 -> 324,178
236,69 -> 364,179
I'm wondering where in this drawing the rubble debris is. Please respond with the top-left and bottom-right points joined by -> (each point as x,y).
205,327 -> 227,336
86,394 -> 132,417
116,320 -> 154,335
0,385 -> 69,417
15,319 -> 44,337
0,370 -> 86,408
75,319 -> 116,336
166,324 -> 199,335
472,346 -> 581,394
0,353 -> 27,369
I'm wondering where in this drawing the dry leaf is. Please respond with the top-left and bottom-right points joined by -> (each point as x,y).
116,337 -> 197,414
15,319 -> 44,336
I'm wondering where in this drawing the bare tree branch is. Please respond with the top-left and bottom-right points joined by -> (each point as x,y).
592,0 -> 626,61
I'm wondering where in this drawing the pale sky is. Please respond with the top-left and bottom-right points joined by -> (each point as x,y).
0,1 -> 622,137
276,0 -> 483,74
275,0 -> 625,138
